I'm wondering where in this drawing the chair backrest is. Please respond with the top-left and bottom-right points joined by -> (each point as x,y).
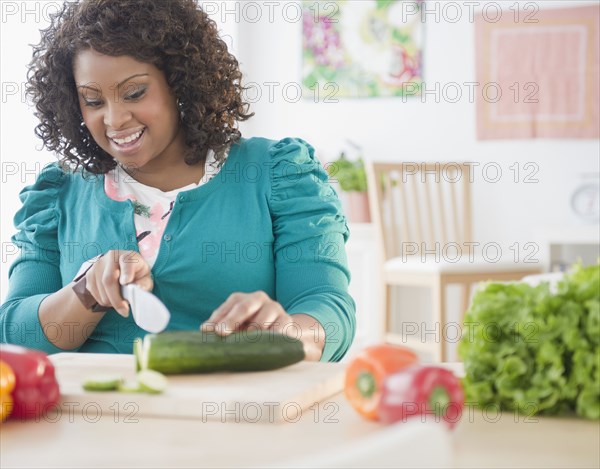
366,162 -> 473,262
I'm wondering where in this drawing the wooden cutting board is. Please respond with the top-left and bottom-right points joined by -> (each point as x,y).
50,353 -> 346,423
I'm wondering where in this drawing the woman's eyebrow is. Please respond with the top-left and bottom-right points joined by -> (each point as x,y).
77,73 -> 150,91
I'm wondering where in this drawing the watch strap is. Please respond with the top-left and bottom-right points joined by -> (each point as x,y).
71,255 -> 110,312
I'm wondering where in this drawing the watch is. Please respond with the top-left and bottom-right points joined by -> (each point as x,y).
71,255 -> 110,312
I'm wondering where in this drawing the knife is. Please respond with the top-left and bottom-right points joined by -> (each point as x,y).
121,283 -> 170,333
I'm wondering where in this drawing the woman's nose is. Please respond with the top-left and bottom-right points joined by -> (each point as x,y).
103,102 -> 132,129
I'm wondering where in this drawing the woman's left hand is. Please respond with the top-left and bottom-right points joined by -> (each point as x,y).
201,291 -> 293,336
200,291 -> 325,361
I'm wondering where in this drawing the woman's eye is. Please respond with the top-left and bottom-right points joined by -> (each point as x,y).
125,88 -> 146,100
80,86 -> 145,106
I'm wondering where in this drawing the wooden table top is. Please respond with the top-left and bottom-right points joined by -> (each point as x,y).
1,358 -> 598,469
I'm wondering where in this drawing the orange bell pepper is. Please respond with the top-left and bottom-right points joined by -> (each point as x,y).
345,344 -> 418,420
0,394 -> 13,423
0,360 -> 16,422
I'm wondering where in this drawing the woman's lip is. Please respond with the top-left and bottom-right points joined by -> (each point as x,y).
108,129 -> 146,156
107,127 -> 145,140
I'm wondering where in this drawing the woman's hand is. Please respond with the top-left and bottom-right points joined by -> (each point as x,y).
85,250 -> 153,317
200,291 -> 325,361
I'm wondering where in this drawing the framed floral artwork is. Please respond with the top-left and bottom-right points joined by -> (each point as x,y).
302,0 -> 424,98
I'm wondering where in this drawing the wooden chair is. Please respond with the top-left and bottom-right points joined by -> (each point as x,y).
365,162 -> 541,362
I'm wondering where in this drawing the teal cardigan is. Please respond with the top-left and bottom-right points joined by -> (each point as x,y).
0,137 -> 356,361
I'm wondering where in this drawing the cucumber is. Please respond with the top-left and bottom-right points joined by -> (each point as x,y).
82,375 -> 124,391
137,330 -> 305,374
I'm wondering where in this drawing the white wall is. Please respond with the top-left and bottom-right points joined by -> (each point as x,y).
2,1 -> 599,305
0,0 -> 238,300
231,0 -> 600,360
234,0 -> 600,249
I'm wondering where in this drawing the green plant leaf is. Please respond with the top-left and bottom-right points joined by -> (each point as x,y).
327,155 -> 368,192
459,263 -> 600,420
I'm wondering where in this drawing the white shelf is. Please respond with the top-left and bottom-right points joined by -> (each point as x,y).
534,225 -> 599,244
534,225 -> 599,271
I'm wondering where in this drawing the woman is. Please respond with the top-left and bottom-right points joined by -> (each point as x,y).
0,0 -> 355,362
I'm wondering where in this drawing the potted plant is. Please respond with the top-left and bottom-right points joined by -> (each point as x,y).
327,152 -> 371,223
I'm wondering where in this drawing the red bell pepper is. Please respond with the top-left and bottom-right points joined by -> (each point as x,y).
345,344 -> 418,420
0,344 -> 60,420
379,364 -> 464,429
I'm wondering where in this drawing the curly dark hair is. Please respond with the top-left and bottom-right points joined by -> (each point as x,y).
26,0 -> 254,175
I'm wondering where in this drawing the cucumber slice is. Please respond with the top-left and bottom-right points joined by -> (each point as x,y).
82,371 -> 167,394
137,369 -> 168,394
118,380 -> 143,393
141,335 -> 151,371
82,375 -> 124,392
133,338 -> 143,372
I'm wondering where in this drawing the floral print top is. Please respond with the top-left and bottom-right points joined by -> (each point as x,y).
103,149 -> 227,268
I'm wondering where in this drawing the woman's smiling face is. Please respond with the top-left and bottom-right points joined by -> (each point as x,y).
73,49 -> 186,173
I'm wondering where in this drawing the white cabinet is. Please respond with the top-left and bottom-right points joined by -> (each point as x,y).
535,225 -> 599,271
343,223 -> 380,360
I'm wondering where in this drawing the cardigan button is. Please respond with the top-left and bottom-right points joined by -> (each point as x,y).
163,234 -> 172,242
179,195 -> 186,202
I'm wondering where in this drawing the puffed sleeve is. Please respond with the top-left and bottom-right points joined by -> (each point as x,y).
269,138 -> 356,361
0,162 -> 74,353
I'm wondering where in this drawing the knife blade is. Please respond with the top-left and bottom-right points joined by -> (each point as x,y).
121,284 -> 170,333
